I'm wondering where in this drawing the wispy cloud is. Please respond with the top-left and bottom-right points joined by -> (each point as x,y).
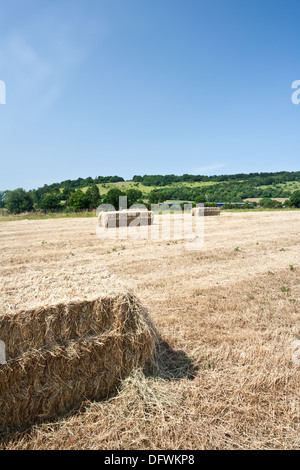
193,162 -> 228,175
0,32 -> 83,110
0,6 -> 107,114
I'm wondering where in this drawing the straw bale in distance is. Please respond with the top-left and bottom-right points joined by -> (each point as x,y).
98,210 -> 154,228
0,292 -> 156,432
192,207 -> 220,216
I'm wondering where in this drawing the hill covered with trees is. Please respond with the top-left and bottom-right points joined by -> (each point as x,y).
1,171 -> 300,214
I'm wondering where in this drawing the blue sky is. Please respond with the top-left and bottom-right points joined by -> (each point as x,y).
0,0 -> 299,190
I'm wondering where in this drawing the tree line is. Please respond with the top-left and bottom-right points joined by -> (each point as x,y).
0,186 -> 147,214
1,186 -> 300,214
133,171 -> 300,187
1,171 -> 300,214
146,180 -> 291,203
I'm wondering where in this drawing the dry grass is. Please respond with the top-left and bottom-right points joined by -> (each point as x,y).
0,211 -> 300,449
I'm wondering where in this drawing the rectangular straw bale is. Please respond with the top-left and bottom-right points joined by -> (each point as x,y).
98,210 -> 154,228
0,297 -> 116,360
0,293 -> 156,432
192,207 -> 220,216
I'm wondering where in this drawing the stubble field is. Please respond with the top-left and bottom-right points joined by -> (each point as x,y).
0,211 -> 299,450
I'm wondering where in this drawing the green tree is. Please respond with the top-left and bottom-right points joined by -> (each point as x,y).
126,189 -> 143,207
5,188 -> 34,214
148,190 -> 169,204
40,194 -> 62,212
61,187 -> 76,201
103,188 -> 125,210
289,190 -> 300,208
85,185 -> 102,210
132,175 -> 143,182
194,194 -> 206,204
259,197 -> 282,209
68,190 -> 89,211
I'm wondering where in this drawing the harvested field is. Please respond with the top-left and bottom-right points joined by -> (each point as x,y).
0,211 -> 300,449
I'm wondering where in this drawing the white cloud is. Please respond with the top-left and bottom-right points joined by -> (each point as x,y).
193,163 -> 228,175
0,8 -> 104,114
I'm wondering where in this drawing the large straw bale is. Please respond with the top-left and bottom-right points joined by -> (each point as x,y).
0,292 -> 156,432
192,207 -> 220,217
98,210 -> 154,228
